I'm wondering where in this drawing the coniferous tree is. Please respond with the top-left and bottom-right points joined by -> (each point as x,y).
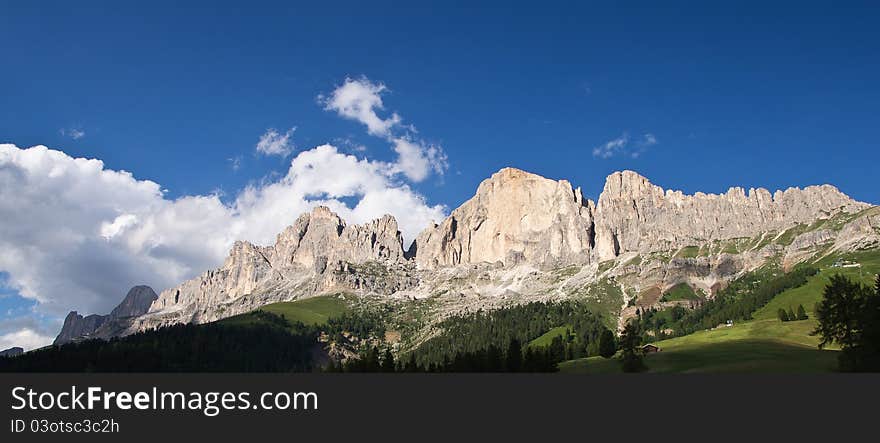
486,345 -> 503,372
364,346 -> 381,372
505,338 -> 522,372
778,308 -> 790,322
619,321 -> 646,373
381,349 -> 396,372
796,304 -> 808,321
813,274 -> 880,371
403,353 -> 419,372
598,329 -> 617,358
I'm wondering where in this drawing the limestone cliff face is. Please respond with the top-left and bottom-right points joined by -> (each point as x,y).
411,168 -> 596,269
109,285 -> 159,319
273,207 -> 405,271
410,168 -> 869,267
141,206 -> 411,328
592,170 -> 870,260
54,312 -> 107,345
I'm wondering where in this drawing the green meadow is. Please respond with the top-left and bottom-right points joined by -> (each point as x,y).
528,325 -> 574,348
560,250 -> 880,373
220,295 -> 350,330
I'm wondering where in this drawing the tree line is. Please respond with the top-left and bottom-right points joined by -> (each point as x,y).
0,311 -> 319,372
400,301 -> 614,371
328,337 -> 561,372
777,304 -> 808,322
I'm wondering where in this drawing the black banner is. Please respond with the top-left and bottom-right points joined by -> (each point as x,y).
2,374 -> 878,442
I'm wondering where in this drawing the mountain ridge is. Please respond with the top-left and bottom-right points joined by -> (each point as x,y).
35,167 -> 870,345
122,168 -> 876,337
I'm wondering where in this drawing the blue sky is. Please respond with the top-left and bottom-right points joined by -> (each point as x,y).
1,1 -> 879,349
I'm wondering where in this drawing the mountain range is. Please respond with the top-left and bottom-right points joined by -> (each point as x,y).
54,168 -> 880,348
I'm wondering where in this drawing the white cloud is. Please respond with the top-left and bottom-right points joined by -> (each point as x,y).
320,76 -> 447,183
256,128 -> 295,156
592,132 -> 657,159
0,143 -> 447,323
0,315 -> 59,351
390,137 -> 448,182
100,214 -> 139,239
321,77 -> 401,137
592,133 -> 630,159
228,156 -> 242,171
0,328 -> 54,351
60,128 -> 86,140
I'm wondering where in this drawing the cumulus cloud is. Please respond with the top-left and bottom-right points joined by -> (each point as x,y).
321,76 -> 447,182
256,127 -> 295,156
390,137 -> 448,182
0,143 -> 447,324
592,133 -> 657,159
0,314 -> 58,351
0,328 -> 54,352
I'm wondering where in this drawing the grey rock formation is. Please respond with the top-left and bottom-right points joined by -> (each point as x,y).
54,312 -> 108,345
0,347 -> 24,357
110,285 -> 159,319
54,286 -> 157,345
592,170 -> 869,261
411,168 -> 596,269
135,206 -> 413,330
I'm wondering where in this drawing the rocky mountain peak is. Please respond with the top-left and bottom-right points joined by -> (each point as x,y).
411,167 -> 595,269
140,207 -> 410,327
109,285 -> 158,319
54,285 -> 157,345
600,170 -> 657,198
272,205 -> 405,271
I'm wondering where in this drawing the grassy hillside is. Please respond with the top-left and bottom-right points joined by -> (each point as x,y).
261,295 -> 350,325
560,316 -> 840,373
221,295 -> 350,329
756,250 -> 880,321
661,283 -> 701,302
559,339 -> 838,374
561,250 -> 880,373
528,325 -> 573,348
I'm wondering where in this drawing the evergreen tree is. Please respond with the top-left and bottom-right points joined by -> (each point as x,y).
598,329 -> 617,358
402,353 -> 418,372
364,346 -> 381,372
796,304 -> 808,320
813,274 -> 880,371
505,338 -> 522,372
778,308 -> 790,322
787,307 -> 796,322
486,345 -> 503,372
619,321 -> 646,373
814,275 -> 865,350
381,349 -> 396,372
